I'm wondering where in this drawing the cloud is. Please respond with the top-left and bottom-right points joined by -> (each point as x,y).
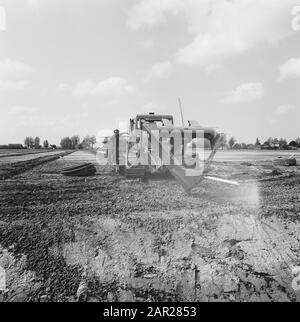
0,59 -> 33,78
56,83 -> 71,93
0,79 -> 29,91
73,77 -> 136,97
128,0 -> 298,68
127,0 -> 184,30
204,64 -> 222,74
279,57 -> 300,80
275,104 -> 295,115
8,105 -> 37,115
221,82 -> 265,104
176,33 -> 248,67
144,61 -> 174,81
140,39 -> 156,50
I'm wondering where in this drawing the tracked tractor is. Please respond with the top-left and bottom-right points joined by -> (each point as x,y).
98,113 -> 225,192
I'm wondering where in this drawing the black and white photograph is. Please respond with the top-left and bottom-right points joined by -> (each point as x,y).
1,0 -> 300,307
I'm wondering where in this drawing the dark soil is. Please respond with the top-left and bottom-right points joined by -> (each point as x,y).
0,151 -> 300,302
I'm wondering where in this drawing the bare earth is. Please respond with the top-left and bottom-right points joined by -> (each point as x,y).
0,150 -> 300,302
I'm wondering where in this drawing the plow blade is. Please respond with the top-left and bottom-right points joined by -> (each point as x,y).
167,133 -> 224,192
167,165 -> 204,192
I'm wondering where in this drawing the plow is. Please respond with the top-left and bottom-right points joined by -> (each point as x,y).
97,112 -> 237,192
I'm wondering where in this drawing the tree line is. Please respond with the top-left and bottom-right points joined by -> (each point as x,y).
224,136 -> 300,150
24,136 -> 51,149
16,134 -> 300,151
21,135 -> 97,150
60,135 -> 96,150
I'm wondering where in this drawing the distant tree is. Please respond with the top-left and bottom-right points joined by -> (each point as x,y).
295,137 -> 300,147
240,143 -> 247,150
272,138 -> 280,150
43,140 -> 49,148
24,136 -> 35,148
29,137 -> 34,148
82,135 -> 97,148
267,137 -> 273,145
279,138 -> 287,150
262,137 -> 280,150
90,135 -> 96,148
261,137 -> 275,149
219,135 -> 228,149
228,137 -> 236,149
70,135 -> 80,149
60,137 -> 73,149
82,135 -> 91,148
255,138 -> 261,146
60,135 -> 81,149
34,136 -> 40,149
24,137 -> 31,148
262,140 -> 271,149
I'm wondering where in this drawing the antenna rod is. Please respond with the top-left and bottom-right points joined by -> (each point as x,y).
178,97 -> 185,127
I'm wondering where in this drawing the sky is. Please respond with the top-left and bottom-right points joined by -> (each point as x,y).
0,0 -> 300,145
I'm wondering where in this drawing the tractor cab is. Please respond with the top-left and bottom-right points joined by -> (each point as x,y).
130,113 -> 174,132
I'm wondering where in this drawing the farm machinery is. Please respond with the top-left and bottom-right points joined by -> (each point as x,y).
98,113 -> 227,192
